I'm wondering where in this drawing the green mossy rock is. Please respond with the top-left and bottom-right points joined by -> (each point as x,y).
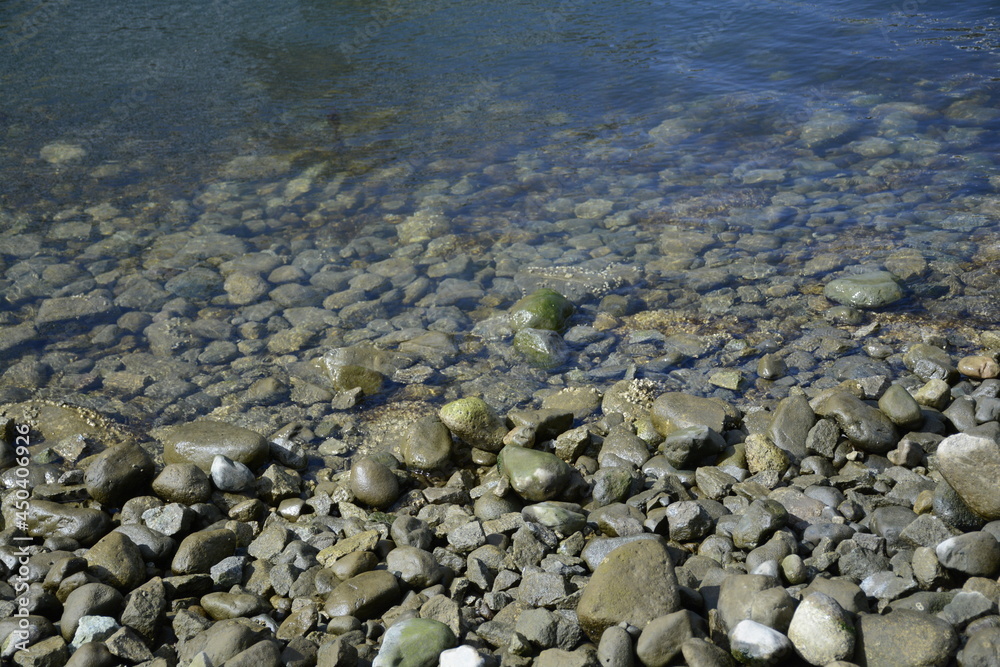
438,398 -> 507,453
508,289 -> 575,332
373,617 -> 456,667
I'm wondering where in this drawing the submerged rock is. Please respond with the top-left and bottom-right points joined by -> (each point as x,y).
823,271 -> 903,309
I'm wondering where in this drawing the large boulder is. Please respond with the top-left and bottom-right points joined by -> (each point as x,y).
936,433 -> 1000,520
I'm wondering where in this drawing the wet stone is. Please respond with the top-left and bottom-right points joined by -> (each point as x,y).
159,420 -> 269,472
823,271 -> 903,309
498,445 -> 572,502
903,344 -> 957,383
350,457 -> 400,509
151,463 -> 211,505
813,391 -> 897,454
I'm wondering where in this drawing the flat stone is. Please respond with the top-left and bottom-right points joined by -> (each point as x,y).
650,393 -> 740,437
158,421 -> 269,472
823,271 -> 903,309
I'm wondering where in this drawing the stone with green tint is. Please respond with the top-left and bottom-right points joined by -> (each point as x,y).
439,398 -> 507,453
879,384 -> 924,429
497,445 -> 572,502
521,502 -> 587,534
328,363 -> 385,395
508,288 -> 575,332
373,617 -> 456,667
708,369 -> 743,390
823,271 -> 903,309
513,328 -> 568,367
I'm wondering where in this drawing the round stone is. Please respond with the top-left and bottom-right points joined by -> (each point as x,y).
85,532 -> 146,592
350,457 -> 400,509
373,617 -> 456,667
823,271 -> 904,309
497,445 -> 572,502
151,463 -> 212,505
60,584 -> 123,642
84,443 -> 154,507
159,421 -> 269,472
508,289 -> 575,333
730,619 -> 792,664
200,592 -> 265,620
324,570 -> 401,620
438,398 -> 507,453
172,529 -> 238,575
936,433 -> 1000,520
401,416 -> 453,472
958,355 -> 1000,379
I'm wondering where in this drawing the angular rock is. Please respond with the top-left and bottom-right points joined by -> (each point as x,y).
854,609 -> 957,667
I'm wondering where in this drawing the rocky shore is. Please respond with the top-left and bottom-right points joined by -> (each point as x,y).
1,283 -> 1000,667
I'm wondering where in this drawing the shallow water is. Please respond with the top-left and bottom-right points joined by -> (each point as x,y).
0,0 -> 998,437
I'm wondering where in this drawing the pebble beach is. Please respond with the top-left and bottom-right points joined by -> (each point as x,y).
2,0 -> 1000,665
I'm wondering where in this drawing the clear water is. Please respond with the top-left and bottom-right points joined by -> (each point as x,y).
1,0 -> 999,428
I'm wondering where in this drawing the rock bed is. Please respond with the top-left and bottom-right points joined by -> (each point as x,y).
2,329 -> 1000,666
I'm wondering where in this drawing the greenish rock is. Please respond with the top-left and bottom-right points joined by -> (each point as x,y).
651,392 -> 740,437
158,421 -> 269,472
351,457 -> 400,509
826,305 -> 865,325
854,609 -> 957,667
85,532 -> 146,592
328,363 -> 385,395
401,416 -> 453,471
813,391 -> 897,454
200,592 -> 265,620
151,463 -> 212,505
708,369 -> 743,391
878,384 -> 924,429
373,618 -> 456,667
508,288 -> 575,333
513,328 -> 569,368
521,502 -> 587,534
439,398 -> 507,453
744,434 -> 790,475
576,538 -> 681,642
757,354 -> 787,380
172,529 -> 237,575
497,445 -> 572,502
823,271 -> 903,309
591,467 -> 636,506
767,394 -> 814,463
84,442 -> 155,507
324,570 -> 401,620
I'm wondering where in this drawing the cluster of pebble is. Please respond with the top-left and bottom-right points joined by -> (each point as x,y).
2,282 -> 1000,667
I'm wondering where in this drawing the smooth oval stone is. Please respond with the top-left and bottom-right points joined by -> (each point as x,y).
855,609 -> 957,666
324,570 -> 401,620
200,592 -> 265,620
60,584 -> 123,642
767,394 -> 814,463
577,538 -> 681,642
159,421 -> 269,472
151,463 -> 211,505
350,457 -> 400,509
385,546 -> 443,589
635,610 -> 703,667
813,391 -> 897,454
878,384 -> 924,429
401,416 -> 453,472
85,532 -> 146,592
172,529 -> 237,575
508,288 -> 575,333
84,442 -> 155,507
438,398 -> 507,453
958,356 -> 1000,380
19,500 -> 111,546
823,271 -> 903,309
210,455 -> 256,492
497,445 -> 572,502
373,617 -> 456,667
